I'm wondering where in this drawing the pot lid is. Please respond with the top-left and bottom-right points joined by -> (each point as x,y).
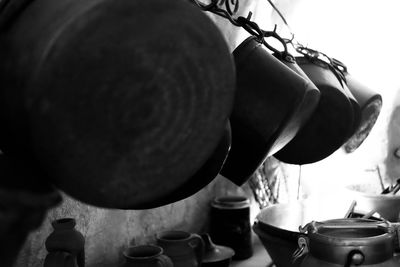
201,234 -> 235,263
211,195 -> 250,210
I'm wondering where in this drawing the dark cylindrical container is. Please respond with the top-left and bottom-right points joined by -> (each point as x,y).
210,196 -> 252,260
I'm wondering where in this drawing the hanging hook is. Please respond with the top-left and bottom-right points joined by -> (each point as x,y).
224,0 -> 239,16
189,0 -> 290,56
190,0 -> 219,11
236,16 -> 264,40
261,26 -> 289,57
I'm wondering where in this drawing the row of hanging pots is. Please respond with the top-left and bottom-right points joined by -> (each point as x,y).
0,0 -> 382,209
220,36 -> 322,185
220,35 -> 382,186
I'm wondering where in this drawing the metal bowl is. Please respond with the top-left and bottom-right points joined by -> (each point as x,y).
345,184 -> 400,222
253,198 -> 357,267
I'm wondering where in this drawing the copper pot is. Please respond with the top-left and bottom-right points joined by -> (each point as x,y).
0,0 -> 235,208
275,56 -> 355,164
343,73 -> 382,152
221,37 -> 320,185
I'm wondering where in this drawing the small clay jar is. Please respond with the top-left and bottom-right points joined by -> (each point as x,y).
45,218 -> 85,267
156,230 -> 204,267
122,245 -> 173,267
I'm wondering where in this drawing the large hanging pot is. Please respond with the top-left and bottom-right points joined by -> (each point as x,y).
146,122 -> 232,208
220,36 -> 320,185
274,55 -> 355,164
0,0 -> 236,208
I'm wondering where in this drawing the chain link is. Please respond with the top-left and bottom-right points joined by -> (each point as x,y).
189,0 -> 289,57
295,44 -> 347,86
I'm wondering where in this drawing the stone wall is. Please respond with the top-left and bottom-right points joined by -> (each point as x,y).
16,175 -> 254,267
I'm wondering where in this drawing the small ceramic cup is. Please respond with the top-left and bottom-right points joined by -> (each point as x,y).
156,230 -> 204,267
122,245 -> 173,267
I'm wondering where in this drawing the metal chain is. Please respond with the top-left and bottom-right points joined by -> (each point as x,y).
191,0 -> 347,82
264,0 -> 350,84
189,0 -> 289,57
295,44 -> 347,86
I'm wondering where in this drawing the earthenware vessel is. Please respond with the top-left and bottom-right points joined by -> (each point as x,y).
45,218 -> 85,267
156,230 -> 204,267
122,245 -> 173,267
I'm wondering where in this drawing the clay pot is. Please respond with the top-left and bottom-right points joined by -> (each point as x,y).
156,230 -> 204,267
122,245 -> 173,267
45,218 -> 85,267
0,0 -> 235,209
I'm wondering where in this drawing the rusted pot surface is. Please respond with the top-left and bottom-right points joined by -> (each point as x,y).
0,0 -> 235,208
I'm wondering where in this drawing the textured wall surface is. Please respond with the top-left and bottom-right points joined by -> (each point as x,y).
15,175 -> 255,267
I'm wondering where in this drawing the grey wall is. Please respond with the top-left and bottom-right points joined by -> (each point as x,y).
15,175 -> 255,267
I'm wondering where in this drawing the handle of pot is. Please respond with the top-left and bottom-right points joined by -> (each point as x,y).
292,235 -> 309,263
344,250 -> 364,267
188,233 -> 205,265
310,220 -> 391,232
156,254 -> 174,267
